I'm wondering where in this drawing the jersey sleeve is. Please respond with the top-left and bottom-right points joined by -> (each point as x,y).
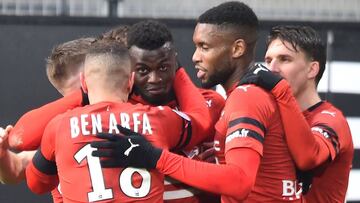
9,89 -> 84,151
271,80 -> 333,170
199,89 -> 225,141
172,68 -> 212,151
143,106 -> 189,150
25,116 -> 60,194
156,147 -> 260,201
223,85 -> 274,156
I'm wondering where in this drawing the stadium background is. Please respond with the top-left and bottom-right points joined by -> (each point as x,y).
0,0 -> 359,202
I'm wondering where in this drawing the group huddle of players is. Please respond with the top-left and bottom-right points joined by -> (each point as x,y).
0,1 -> 353,203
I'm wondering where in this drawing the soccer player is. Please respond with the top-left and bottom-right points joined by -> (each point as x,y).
8,37 -> 95,151
240,25 -> 354,203
26,40 -> 212,202
91,2 -> 302,202
0,37 -> 95,202
126,20 -> 224,202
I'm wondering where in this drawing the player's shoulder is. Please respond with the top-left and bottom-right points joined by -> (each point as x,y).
314,101 -> 347,123
229,84 -> 273,101
198,88 -> 222,99
197,88 -> 226,108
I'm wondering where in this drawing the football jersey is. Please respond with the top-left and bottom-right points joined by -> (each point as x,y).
214,84 -> 300,203
303,101 -> 353,203
269,79 -> 353,203
26,68 -> 212,203
130,88 -> 224,203
27,102 -> 193,202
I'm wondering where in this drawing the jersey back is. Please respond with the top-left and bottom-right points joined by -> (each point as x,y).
44,102 -> 183,202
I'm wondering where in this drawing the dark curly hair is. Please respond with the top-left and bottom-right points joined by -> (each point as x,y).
127,20 -> 173,50
198,1 -> 258,28
198,1 -> 258,52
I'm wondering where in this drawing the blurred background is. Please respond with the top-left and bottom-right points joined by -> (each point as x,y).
0,0 -> 359,202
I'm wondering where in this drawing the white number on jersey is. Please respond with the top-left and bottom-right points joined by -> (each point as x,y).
74,144 -> 151,202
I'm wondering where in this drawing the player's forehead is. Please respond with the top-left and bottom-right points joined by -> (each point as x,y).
130,43 -> 176,65
193,23 -> 229,44
265,38 -> 298,58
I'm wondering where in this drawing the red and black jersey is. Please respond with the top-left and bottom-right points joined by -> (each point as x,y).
215,85 -> 300,203
130,87 -> 224,203
26,68 -> 212,202
26,102 -> 183,202
303,101 -> 353,203
270,80 -> 354,203
155,84 -> 300,203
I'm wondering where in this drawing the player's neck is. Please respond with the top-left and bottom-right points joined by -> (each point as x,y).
296,88 -> 321,111
223,61 -> 252,92
89,91 -> 129,105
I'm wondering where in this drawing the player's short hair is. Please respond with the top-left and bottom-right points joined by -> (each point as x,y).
87,40 -> 128,56
127,20 -> 173,50
46,37 -> 96,90
85,40 -> 131,91
86,40 -> 131,74
267,25 -> 326,86
197,1 -> 258,53
99,25 -> 130,46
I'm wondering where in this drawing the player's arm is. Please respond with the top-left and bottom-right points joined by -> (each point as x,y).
239,65 -> 333,170
157,147 -> 259,200
171,68 -> 212,150
92,87 -> 268,200
92,126 -> 260,200
9,89 -> 86,151
271,80 -> 334,170
25,118 -> 59,194
0,125 -> 35,184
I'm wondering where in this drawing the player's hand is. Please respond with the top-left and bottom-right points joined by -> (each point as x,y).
91,126 -> 162,169
239,64 -> 282,91
0,125 -> 13,158
197,142 -> 216,163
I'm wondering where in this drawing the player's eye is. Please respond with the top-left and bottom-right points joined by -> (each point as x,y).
159,65 -> 169,72
265,58 -> 271,65
137,67 -> 149,74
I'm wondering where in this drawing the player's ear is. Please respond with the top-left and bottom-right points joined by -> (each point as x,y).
308,61 -> 320,80
232,38 -> 246,58
127,72 -> 135,93
80,72 -> 88,93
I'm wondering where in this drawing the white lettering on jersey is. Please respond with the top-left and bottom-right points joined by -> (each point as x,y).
108,113 -> 120,134
70,117 -> 80,138
81,114 -> 90,136
142,114 -> 152,135
120,113 -> 130,129
206,99 -> 212,107
91,114 -> 103,134
311,126 -> 330,139
282,180 -> 302,200
225,129 -> 249,143
237,85 -> 251,92
321,110 -> 336,117
133,113 -> 141,133
69,112 -> 153,138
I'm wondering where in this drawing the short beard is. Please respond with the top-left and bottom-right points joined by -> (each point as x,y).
201,65 -> 234,89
